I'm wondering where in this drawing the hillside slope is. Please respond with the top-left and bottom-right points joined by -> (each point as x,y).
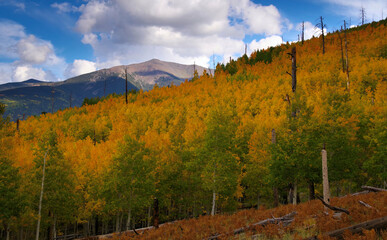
0,20 -> 386,240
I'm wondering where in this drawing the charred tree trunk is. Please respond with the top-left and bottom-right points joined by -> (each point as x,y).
69,92 -> 72,108
320,16 -> 325,54
344,20 -> 350,91
51,87 -> 55,114
308,181 -> 315,200
125,68 -> 128,104
338,27 -> 345,73
153,198 -> 159,229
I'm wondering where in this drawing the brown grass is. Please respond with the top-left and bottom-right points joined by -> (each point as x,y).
109,191 -> 387,240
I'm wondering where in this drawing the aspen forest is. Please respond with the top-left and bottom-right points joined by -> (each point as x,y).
0,20 -> 386,239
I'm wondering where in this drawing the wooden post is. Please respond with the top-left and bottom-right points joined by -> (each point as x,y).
322,144 -> 330,205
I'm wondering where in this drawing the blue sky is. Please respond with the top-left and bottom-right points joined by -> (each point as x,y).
0,0 -> 385,83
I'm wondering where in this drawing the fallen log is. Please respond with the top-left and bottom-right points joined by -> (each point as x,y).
351,190 -> 370,196
361,186 -> 387,192
316,195 -> 349,215
206,211 -> 297,240
304,216 -> 387,240
358,200 -> 372,209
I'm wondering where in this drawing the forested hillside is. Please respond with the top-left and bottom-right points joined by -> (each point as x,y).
0,20 -> 386,239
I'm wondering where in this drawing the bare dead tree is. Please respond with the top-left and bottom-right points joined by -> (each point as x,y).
51,87 -> 55,114
104,79 -> 107,97
153,198 -> 159,229
361,7 -> 366,25
344,20 -> 350,91
316,16 -> 326,54
69,92 -> 72,108
125,68 -> 128,104
287,47 -> 297,93
337,27 -> 346,73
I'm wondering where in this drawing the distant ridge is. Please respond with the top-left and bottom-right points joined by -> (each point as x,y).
0,59 -> 210,120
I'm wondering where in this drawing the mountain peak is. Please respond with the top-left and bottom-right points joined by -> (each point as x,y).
23,79 -> 43,83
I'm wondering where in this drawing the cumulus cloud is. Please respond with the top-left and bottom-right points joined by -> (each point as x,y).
0,21 -> 66,83
0,21 -> 26,59
0,63 -> 14,84
76,0 -> 285,69
65,59 -> 96,78
17,35 -> 54,64
13,65 -> 56,82
248,35 -> 283,53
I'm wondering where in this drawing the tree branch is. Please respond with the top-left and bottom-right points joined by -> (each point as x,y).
316,195 -> 350,215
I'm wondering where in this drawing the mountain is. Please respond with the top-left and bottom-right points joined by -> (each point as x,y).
0,79 -> 48,92
0,59 -> 210,120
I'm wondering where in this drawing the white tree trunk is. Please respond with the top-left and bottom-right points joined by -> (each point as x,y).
126,207 -> 131,230
211,190 -> 216,216
293,182 -> 298,205
147,205 -> 151,227
6,223 -> 10,240
36,150 -> 48,240
322,148 -> 330,204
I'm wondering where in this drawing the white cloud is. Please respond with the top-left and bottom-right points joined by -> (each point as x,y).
17,35 -> 54,64
0,21 -> 26,59
321,0 -> 386,22
297,21 -> 323,41
65,59 -> 96,78
76,0 -> 285,69
0,1 -> 25,11
0,63 -> 14,84
51,2 -> 84,13
0,21 -> 66,83
248,35 -> 283,53
13,65 -> 56,82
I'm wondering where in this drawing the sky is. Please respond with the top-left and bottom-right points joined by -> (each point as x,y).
0,0 -> 386,84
